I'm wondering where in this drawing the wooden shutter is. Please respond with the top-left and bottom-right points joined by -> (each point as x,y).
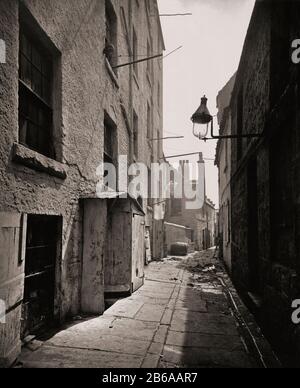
0,213 -> 27,367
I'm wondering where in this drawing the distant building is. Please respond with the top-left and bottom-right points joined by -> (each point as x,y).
195,197 -> 217,251
166,158 -> 217,252
164,223 -> 193,255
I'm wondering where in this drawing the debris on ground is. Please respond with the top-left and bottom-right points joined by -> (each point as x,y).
169,256 -> 183,262
202,265 -> 216,273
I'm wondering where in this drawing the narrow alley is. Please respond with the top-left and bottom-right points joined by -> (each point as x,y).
2,0 -> 300,372
17,249 -> 279,369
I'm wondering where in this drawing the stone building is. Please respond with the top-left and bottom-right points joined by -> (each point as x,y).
227,0 -> 300,366
0,0 -> 164,367
215,74 -> 236,272
164,222 -> 193,255
195,197 -> 217,252
166,158 -> 216,252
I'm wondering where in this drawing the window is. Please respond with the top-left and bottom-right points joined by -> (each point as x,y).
105,0 -> 117,70
103,115 -> 117,189
19,29 -> 54,158
133,28 -> 138,76
104,117 -> 116,166
224,139 -> 228,172
236,87 -> 243,161
172,198 -> 182,216
133,110 -> 139,158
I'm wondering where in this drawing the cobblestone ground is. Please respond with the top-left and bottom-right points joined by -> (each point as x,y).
17,249 -> 279,369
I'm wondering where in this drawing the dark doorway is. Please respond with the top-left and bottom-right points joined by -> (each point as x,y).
247,158 -> 260,293
22,215 -> 61,338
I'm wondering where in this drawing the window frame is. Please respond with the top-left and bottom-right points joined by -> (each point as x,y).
19,27 -> 55,159
104,116 -> 116,166
105,0 -> 118,71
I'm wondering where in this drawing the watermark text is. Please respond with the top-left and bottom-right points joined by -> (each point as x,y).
0,39 -> 6,64
0,299 -> 6,324
292,300 -> 300,324
96,156 -> 205,211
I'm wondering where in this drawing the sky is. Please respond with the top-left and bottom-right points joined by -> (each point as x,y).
158,0 -> 256,206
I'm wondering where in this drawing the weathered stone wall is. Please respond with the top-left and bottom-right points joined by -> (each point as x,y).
0,0 -> 164,366
216,74 -> 236,272
230,0 -> 300,365
129,0 -> 164,259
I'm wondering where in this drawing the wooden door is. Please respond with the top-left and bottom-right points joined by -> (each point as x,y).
0,213 -> 27,367
22,215 -> 60,338
132,214 -> 145,292
105,204 -> 132,295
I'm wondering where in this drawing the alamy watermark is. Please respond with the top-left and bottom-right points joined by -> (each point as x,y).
96,156 -> 205,211
0,39 -> 6,64
292,300 -> 300,325
0,299 -> 6,324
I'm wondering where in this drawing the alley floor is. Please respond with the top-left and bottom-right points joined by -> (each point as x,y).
17,249 -> 280,369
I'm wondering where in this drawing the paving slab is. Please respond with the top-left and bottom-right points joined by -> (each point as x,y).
161,308 -> 173,325
141,353 -> 161,368
166,331 -> 244,351
63,317 -> 159,342
170,317 -> 239,336
148,341 -> 164,355
47,332 -> 151,356
153,325 -> 169,344
161,345 -> 256,368
135,304 -> 166,322
129,294 -> 171,306
20,346 -> 143,369
174,299 -> 208,313
104,300 -> 144,319
136,289 -> 174,299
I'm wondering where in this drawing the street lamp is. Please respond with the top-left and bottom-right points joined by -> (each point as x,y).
191,95 -> 263,141
191,96 -> 213,140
